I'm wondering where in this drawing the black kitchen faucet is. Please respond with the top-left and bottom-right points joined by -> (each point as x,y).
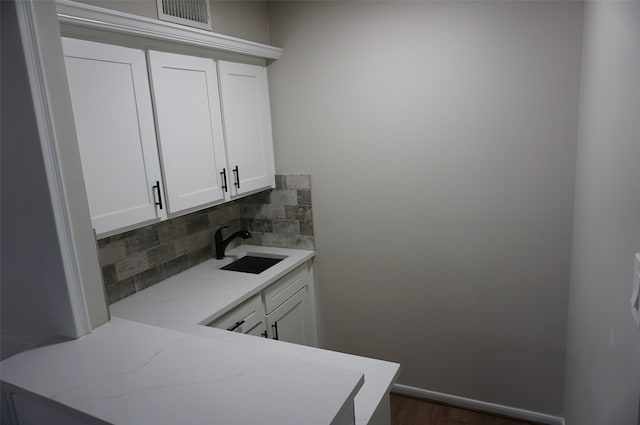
214,226 -> 251,259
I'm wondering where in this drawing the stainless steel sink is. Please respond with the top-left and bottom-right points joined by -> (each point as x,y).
220,255 -> 284,274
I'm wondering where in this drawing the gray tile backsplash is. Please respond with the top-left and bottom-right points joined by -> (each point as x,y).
98,202 -> 241,304
99,175 -> 314,304
240,175 -> 314,251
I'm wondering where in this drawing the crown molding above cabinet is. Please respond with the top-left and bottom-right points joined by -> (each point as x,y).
56,0 -> 283,61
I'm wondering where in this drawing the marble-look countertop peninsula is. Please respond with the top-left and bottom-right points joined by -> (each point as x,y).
1,245 -> 399,425
1,318 -> 363,425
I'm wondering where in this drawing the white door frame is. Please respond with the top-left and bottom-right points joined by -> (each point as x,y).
14,0 -> 92,338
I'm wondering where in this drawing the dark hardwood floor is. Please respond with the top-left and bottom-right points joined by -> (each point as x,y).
390,393 -> 544,425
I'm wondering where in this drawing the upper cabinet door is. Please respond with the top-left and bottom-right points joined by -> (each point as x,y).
63,38 -> 165,236
148,51 -> 228,215
218,61 -> 275,196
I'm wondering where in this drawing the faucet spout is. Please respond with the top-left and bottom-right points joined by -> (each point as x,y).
214,226 -> 251,259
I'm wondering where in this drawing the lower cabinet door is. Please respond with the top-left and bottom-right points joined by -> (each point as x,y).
245,320 -> 268,338
265,286 -> 313,346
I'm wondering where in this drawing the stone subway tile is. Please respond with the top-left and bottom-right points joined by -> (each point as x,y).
264,204 -> 286,219
174,231 -> 212,257
245,190 -> 271,204
239,203 -> 261,218
243,232 -> 264,246
106,278 -> 135,305
226,202 -> 240,220
134,265 -> 165,292
185,213 -> 210,234
164,255 -> 189,278
285,205 -> 312,221
226,219 -> 242,232
188,246 -> 214,267
115,251 -> 149,281
260,233 -> 288,248
242,204 -> 285,220
284,175 -> 311,190
272,219 -> 300,235
269,190 -> 298,206
98,240 -> 126,267
101,264 -> 117,286
97,231 -> 128,246
225,237 -> 243,252
147,243 -> 177,267
275,175 -> 285,190
300,220 -> 314,236
157,217 -> 188,244
124,228 -> 160,255
260,233 -> 315,250
208,201 -> 240,225
246,218 -> 273,233
297,190 -> 312,206
285,235 -> 315,250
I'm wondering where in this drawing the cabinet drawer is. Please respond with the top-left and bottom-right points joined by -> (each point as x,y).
263,264 -> 309,314
207,294 -> 265,333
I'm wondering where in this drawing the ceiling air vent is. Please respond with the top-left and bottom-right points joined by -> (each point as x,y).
157,0 -> 212,31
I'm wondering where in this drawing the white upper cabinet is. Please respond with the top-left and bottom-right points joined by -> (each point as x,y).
148,51 -> 228,214
63,38 -> 165,236
218,61 -> 275,195
63,37 -> 277,236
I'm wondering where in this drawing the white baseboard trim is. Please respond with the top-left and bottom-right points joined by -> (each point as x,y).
392,383 -> 564,425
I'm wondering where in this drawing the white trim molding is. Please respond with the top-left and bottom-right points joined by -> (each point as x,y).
392,384 -> 564,425
14,0 -> 92,338
56,0 -> 282,60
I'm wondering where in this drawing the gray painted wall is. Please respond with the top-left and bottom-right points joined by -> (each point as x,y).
267,1 -> 583,415
563,2 -> 640,424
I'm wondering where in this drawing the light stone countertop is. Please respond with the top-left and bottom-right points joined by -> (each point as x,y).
109,245 -> 316,327
2,245 -> 399,425
1,318 -> 363,425
111,245 -> 400,425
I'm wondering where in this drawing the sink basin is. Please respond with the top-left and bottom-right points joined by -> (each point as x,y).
220,255 -> 284,274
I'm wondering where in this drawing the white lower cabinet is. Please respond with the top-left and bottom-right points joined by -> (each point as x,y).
245,320 -> 268,338
209,261 -> 318,346
207,294 -> 267,337
265,286 -> 314,345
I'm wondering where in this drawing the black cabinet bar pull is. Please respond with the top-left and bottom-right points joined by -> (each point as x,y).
220,168 -> 228,192
153,181 -> 163,210
261,330 -> 268,338
233,166 -> 240,189
271,322 -> 279,340
227,320 -> 245,332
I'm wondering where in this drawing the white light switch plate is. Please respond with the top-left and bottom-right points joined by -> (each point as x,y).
631,253 -> 640,328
